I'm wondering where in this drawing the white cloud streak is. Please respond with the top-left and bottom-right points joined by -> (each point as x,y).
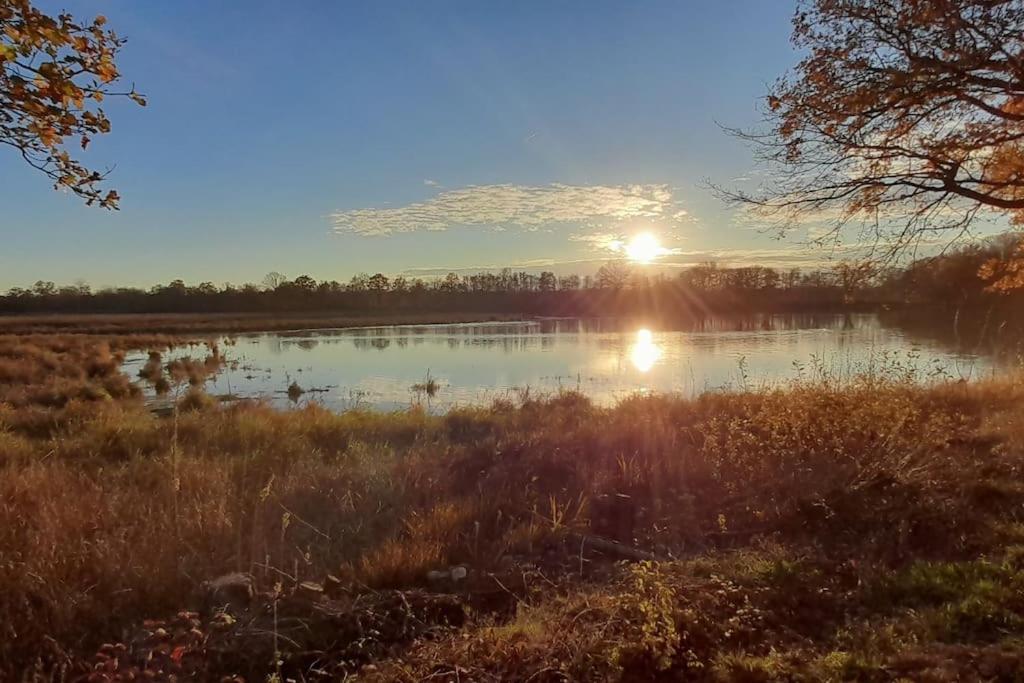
569,231 -> 626,252
331,183 -> 686,236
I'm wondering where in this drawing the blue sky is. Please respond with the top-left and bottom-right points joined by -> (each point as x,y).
1,1 -> 809,289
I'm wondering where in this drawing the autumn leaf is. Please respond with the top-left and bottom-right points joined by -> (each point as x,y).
1,0 -> 145,208
95,58 -> 117,82
169,645 -> 187,666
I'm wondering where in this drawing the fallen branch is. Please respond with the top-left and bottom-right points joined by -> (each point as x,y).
565,532 -> 659,562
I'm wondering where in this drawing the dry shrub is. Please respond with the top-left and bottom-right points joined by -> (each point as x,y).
696,380 -> 967,496
177,387 -> 216,412
0,448 -> 395,674
358,500 -> 481,587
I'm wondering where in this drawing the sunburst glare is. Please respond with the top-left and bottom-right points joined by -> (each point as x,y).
624,232 -> 665,264
629,328 -> 662,373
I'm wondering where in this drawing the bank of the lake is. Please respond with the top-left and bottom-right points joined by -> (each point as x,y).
0,311 -> 528,335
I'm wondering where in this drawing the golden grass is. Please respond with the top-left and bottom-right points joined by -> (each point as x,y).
1,333 -> 1023,679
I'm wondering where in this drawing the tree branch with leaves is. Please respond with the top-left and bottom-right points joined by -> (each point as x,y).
715,0 -> 1024,267
1,0 -> 144,208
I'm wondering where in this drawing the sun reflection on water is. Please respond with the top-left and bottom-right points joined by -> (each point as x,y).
629,328 -> 661,373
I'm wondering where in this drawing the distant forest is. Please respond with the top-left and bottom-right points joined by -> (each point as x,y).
3,235 -> 1022,319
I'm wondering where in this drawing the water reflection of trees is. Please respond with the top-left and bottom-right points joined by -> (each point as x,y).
679,313 -> 873,333
336,315 -> 892,357
344,322 -> 562,352
544,314 -> 878,335
881,309 -> 1024,366
352,337 -> 392,351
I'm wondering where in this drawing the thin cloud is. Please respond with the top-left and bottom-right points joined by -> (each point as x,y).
331,183 -> 687,236
569,231 -> 625,252
423,179 -> 441,187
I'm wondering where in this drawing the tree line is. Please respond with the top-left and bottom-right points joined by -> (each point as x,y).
3,235 -> 1020,318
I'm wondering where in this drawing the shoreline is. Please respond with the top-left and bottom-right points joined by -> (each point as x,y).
0,311 -> 531,335
0,305 -> 909,336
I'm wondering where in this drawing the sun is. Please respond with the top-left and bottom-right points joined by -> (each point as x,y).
624,232 -> 663,264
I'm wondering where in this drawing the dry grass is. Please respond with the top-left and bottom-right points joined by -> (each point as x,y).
1,333 -> 1023,680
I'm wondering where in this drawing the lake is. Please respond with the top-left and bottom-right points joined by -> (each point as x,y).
123,313 -> 1020,412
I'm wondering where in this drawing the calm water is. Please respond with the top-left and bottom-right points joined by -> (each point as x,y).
123,314 -> 1019,412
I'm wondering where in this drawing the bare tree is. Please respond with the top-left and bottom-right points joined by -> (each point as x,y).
596,261 -> 632,289
261,271 -> 287,291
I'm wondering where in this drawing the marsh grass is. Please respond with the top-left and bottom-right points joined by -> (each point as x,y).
286,380 -> 305,403
411,369 -> 441,398
1,333 -> 1024,679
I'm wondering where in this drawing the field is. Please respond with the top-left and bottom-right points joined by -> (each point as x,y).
2,329 -> 1024,681
0,312 -> 526,336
